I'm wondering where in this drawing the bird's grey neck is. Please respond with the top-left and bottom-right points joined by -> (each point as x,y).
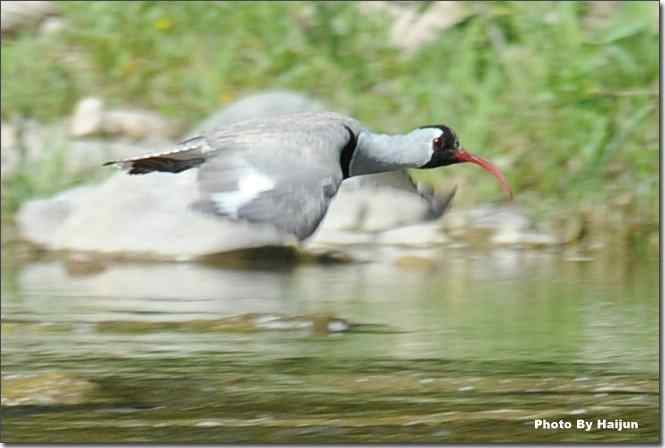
348,132 -> 428,177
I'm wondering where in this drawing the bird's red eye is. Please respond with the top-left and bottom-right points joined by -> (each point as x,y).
433,137 -> 442,149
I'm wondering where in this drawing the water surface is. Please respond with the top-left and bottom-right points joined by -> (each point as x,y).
1,243 -> 659,443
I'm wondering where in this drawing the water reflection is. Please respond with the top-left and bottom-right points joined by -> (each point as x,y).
1,245 -> 659,442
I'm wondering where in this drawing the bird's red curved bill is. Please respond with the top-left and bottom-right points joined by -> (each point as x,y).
455,149 -> 513,200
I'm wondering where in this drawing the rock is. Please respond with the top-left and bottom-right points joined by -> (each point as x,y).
63,252 -> 108,277
444,205 -> 526,242
103,108 -> 178,140
1,1 -> 58,35
307,228 -> 376,247
377,221 -> 448,247
1,122 -> 19,179
16,185 -> 93,247
322,188 -> 432,232
69,97 -> 104,137
16,119 -> 53,163
2,118 -> 175,178
64,137 -> 176,173
69,97 -> 179,139
308,186 -> 451,248
547,212 -> 587,245
16,171 -> 448,258
316,171 -> 451,237
1,121 -> 18,149
39,15 -> 64,35
2,371 -> 101,407
443,204 -> 564,247
583,1 -> 619,29
94,313 -> 352,335
309,219 -> 449,249
358,1 -> 469,54
17,171 -> 289,260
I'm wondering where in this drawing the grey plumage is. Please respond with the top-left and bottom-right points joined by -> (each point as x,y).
106,112 -> 364,240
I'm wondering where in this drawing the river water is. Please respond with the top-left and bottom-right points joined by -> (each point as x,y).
1,242 -> 659,443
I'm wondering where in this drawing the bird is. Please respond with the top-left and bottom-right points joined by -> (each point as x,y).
104,112 -> 512,241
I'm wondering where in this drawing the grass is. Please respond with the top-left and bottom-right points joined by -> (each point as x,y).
0,1 -> 659,223
1,127 -> 103,214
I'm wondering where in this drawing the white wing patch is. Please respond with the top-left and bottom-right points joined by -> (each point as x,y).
211,169 -> 275,218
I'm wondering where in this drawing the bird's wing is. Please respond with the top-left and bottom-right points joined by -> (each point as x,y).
193,123 -> 354,240
103,136 -> 214,175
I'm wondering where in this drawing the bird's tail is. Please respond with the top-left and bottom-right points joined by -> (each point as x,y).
103,136 -> 211,175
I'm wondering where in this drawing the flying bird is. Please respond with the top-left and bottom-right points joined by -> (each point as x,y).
105,112 -> 512,240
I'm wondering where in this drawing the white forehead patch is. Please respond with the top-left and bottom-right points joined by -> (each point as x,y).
419,128 -> 444,160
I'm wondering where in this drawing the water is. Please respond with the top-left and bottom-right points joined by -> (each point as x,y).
1,243 -> 659,443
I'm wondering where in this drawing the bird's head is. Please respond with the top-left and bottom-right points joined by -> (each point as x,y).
414,125 -> 513,199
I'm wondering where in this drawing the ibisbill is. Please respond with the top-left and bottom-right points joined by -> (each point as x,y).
105,112 -> 512,241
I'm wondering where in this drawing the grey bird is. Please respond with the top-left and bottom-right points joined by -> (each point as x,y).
105,112 -> 512,241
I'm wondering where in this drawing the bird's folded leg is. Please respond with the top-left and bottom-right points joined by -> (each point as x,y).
417,184 -> 457,221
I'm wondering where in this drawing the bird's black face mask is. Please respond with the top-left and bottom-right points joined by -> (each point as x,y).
419,124 -> 513,199
420,125 -> 461,169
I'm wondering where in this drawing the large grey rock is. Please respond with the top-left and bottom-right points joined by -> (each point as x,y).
321,171 -> 450,232
324,187 -> 431,231
15,185 -> 92,247
17,171 -> 288,260
377,221 -> 449,246
15,167 -> 448,259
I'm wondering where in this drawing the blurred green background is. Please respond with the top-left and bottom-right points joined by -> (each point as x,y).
1,1 -> 659,223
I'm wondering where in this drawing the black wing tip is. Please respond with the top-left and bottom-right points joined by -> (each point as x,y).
128,166 -> 151,175
102,157 -> 205,175
102,160 -> 147,175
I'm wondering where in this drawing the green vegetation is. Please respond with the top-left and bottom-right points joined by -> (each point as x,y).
1,133 -> 101,214
1,1 -> 658,221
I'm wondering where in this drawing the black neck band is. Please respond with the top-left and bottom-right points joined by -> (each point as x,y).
340,125 -> 357,179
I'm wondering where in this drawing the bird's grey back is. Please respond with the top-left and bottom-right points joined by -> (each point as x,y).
201,112 -> 364,153
194,112 -> 365,240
